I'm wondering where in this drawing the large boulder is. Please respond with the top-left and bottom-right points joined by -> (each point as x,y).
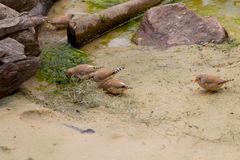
0,38 -> 26,63
0,0 -> 38,12
0,57 -> 40,98
132,3 -> 228,48
0,38 -> 40,98
0,3 -> 41,56
30,0 -> 59,16
0,1 -> 57,99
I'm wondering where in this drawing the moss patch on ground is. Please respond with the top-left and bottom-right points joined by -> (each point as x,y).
32,43 -> 139,112
36,44 -> 90,84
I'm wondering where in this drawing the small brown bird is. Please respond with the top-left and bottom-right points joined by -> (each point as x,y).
98,78 -> 132,95
66,64 -> 102,80
47,13 -> 74,29
194,74 -> 234,91
89,67 -> 124,82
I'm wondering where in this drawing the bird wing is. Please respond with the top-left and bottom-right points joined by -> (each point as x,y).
92,68 -> 114,81
201,75 -> 222,85
105,79 -> 125,88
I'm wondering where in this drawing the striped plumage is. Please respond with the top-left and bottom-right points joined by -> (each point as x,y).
89,67 -> 124,82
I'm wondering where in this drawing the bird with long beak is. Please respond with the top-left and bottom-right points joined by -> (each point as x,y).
98,78 -> 132,95
66,64 -> 103,80
47,13 -> 74,29
89,67 -> 124,82
194,74 -> 234,91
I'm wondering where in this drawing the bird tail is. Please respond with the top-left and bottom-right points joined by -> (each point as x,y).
113,67 -> 124,74
219,79 -> 234,84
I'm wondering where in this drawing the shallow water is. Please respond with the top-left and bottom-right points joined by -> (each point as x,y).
86,0 -> 240,48
39,0 -> 240,50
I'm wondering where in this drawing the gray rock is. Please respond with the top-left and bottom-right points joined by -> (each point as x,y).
132,3 -> 228,48
0,57 -> 40,99
0,38 -> 26,64
0,0 -> 38,12
0,3 -> 41,57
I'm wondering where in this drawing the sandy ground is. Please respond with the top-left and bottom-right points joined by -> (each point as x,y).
2,45 -> 240,159
2,0 -> 240,159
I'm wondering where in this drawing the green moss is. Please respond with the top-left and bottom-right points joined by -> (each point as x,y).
36,44 -> 90,84
99,14 -> 109,23
118,18 -> 140,32
87,0 -> 179,11
100,34 -> 114,45
217,38 -> 240,52
161,0 -> 180,5
87,0 -> 128,12
100,18 -> 140,45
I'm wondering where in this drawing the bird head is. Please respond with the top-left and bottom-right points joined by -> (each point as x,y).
121,85 -> 133,90
194,75 -> 202,83
66,68 -> 75,77
67,13 -> 75,19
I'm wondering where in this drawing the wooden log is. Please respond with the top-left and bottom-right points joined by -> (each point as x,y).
0,57 -> 40,99
0,0 -> 38,12
0,13 -> 46,39
67,0 -> 163,48
30,0 -> 58,16
0,3 -> 41,56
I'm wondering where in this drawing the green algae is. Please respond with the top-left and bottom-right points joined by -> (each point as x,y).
86,0 -> 140,46
87,0 -> 128,12
36,44 -> 90,84
100,18 -> 140,45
